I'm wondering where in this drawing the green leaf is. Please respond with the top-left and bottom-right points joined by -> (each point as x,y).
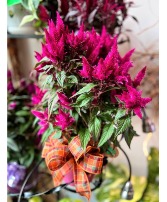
115,116 -> 131,139
41,124 -> 54,143
102,142 -> 117,156
7,138 -> 19,152
15,116 -> 25,124
99,111 -> 113,122
16,110 -> 30,116
73,93 -> 92,107
35,57 -> 50,68
89,117 -> 101,141
42,75 -> 53,89
7,0 -> 21,6
19,122 -> 31,134
21,0 -> 29,9
21,0 -> 39,10
124,126 -> 139,148
115,109 -> 126,121
72,83 -> 96,97
98,123 -> 115,147
48,93 -> 59,117
56,71 -> 66,87
70,110 -> 79,123
67,75 -> 78,84
42,65 -> 54,73
19,15 -> 35,27
53,130 -> 62,139
33,117 -> 39,127
20,148 -> 35,167
78,128 -> 91,150
32,0 -> 40,9
10,95 -> 29,100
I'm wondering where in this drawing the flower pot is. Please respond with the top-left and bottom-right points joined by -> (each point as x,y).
7,162 -> 37,193
7,4 -> 35,35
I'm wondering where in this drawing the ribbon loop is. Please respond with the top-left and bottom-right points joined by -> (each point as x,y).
79,153 -> 104,174
68,136 -> 85,161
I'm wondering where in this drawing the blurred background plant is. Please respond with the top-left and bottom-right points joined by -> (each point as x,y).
7,0 -> 136,38
7,0 -> 58,34
58,0 -> 135,36
7,69 -> 42,193
95,147 -> 159,202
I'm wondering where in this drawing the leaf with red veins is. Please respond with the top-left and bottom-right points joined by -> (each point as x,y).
133,66 -> 147,87
80,57 -> 93,79
104,37 -> 119,70
116,85 -> 152,119
55,109 -> 75,130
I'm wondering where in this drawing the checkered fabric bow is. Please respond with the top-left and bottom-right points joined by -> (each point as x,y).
42,134 -> 104,200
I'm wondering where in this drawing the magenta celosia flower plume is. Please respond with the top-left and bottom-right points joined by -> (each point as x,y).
55,109 -> 75,130
117,85 -> 152,118
38,5 -> 50,22
57,92 -> 72,110
79,57 -> 93,79
31,85 -> 46,105
31,109 -> 57,135
133,66 -> 147,87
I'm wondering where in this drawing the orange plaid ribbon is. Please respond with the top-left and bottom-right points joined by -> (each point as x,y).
42,134 -> 104,200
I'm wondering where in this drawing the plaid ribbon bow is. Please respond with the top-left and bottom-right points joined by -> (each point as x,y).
42,134 -> 104,200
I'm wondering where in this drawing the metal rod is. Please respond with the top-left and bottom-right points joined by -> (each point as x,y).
119,145 -> 132,181
17,159 -> 43,202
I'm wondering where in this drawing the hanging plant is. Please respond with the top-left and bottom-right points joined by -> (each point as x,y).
31,12 -> 151,200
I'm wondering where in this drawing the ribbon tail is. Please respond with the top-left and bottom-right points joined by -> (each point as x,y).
52,158 -> 74,186
74,163 -> 91,201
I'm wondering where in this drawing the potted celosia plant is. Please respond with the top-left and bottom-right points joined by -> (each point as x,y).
58,0 -> 134,35
31,13 -> 151,200
7,70 -> 41,193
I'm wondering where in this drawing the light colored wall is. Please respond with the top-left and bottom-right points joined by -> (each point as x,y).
15,0 -> 159,177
